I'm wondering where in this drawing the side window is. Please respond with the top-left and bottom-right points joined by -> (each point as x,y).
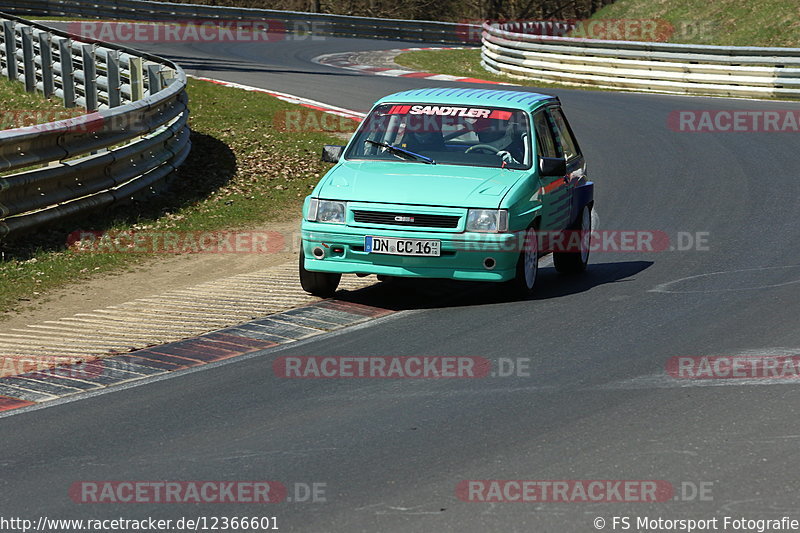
549,107 -> 581,161
533,111 -> 560,158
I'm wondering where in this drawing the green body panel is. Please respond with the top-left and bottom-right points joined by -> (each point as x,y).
301,224 -> 524,282
317,161 -> 528,209
300,88 -> 581,283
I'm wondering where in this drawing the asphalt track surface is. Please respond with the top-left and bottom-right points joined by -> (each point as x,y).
3,28 -> 800,532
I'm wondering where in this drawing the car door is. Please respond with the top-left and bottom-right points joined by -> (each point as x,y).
532,109 -> 571,232
547,105 -> 587,229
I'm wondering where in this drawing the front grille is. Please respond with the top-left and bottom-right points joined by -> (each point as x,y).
352,210 -> 460,229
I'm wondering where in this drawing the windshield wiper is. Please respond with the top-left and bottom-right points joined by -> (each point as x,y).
365,140 -> 435,164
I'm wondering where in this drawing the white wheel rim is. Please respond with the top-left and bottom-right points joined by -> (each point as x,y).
580,207 -> 591,264
524,228 -> 538,288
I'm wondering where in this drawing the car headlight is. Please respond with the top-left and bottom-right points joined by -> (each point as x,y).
307,199 -> 346,224
466,209 -> 509,233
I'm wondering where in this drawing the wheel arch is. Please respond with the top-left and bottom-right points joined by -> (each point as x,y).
573,181 -> 594,212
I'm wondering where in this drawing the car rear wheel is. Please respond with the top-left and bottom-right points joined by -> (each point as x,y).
554,204 -> 591,274
299,252 -> 341,297
507,226 -> 539,298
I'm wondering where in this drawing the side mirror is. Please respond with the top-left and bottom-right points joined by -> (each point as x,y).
321,145 -> 345,163
538,157 -> 566,177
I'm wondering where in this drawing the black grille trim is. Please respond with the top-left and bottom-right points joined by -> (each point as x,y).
352,210 -> 460,229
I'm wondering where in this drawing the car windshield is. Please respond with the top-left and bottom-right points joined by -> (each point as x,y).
345,104 -> 532,170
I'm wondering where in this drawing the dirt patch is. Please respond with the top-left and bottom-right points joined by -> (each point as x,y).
2,220 -> 301,330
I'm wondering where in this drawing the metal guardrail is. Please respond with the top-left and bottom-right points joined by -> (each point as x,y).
0,0 -> 477,239
0,0 -> 478,44
481,22 -> 800,98
0,12 -> 189,239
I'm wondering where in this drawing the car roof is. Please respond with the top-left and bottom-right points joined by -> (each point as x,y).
374,88 -> 558,112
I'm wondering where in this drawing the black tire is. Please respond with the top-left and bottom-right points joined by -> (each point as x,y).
299,252 -> 341,297
506,225 -> 539,298
554,204 -> 592,274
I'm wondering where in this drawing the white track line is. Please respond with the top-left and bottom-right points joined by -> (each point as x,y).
189,75 -> 366,119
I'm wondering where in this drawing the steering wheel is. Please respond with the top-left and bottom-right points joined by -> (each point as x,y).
465,144 -> 501,155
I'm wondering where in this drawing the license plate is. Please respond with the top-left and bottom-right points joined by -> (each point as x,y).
365,236 -> 441,257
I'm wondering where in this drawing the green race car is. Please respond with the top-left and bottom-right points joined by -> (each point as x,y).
299,88 -> 594,297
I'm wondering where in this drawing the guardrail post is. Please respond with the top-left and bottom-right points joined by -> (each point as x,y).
3,21 -> 16,81
38,32 -> 54,98
147,63 -> 163,95
82,44 -> 98,111
129,56 -> 143,101
57,38 -> 76,108
106,50 -> 121,107
21,26 -> 35,92
161,67 -> 176,86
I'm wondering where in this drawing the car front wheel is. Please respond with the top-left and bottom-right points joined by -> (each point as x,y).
554,204 -> 592,274
507,226 -> 539,298
299,252 -> 341,297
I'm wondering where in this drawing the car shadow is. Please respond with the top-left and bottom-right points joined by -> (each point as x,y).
333,260 -> 654,311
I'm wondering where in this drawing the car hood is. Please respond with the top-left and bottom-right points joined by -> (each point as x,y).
317,160 -> 526,209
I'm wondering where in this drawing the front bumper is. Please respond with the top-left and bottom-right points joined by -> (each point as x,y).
301,222 -> 524,282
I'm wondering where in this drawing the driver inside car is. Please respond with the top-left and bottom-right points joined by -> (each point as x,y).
400,114 -> 446,154
402,130 -> 447,154
473,117 -> 526,165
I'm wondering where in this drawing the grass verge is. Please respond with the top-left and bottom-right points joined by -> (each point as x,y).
0,75 -> 78,127
396,21 -> 800,99
0,77 -> 345,319
394,48 -> 582,93
0,77 -> 89,178
396,1 -> 799,96
588,0 -> 800,47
